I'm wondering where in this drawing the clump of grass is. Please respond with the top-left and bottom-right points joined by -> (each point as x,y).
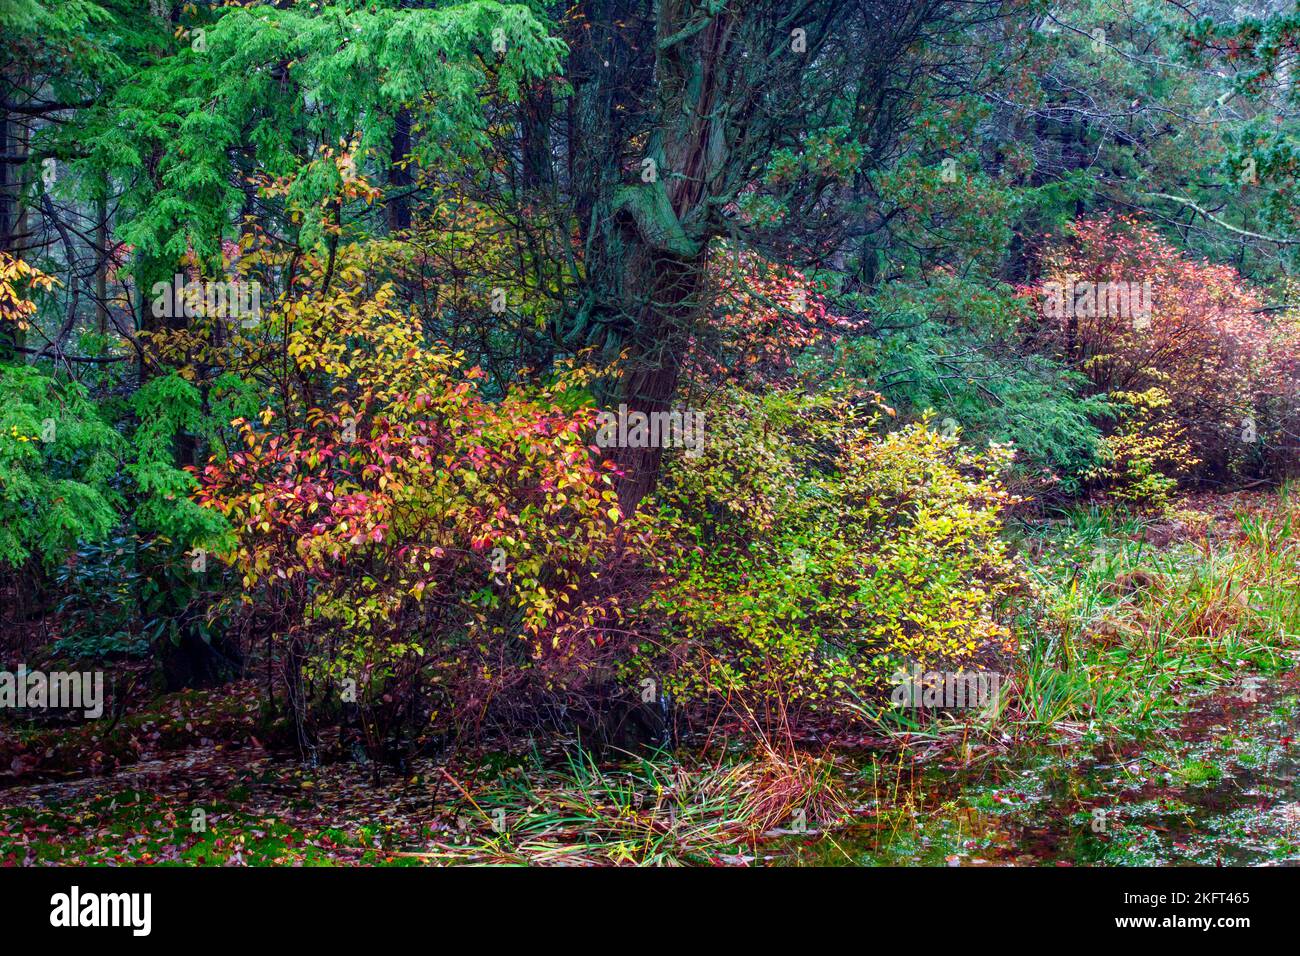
408,731 -> 851,865
1177,759 -> 1223,785
735,742 -> 849,834
410,752 -> 762,865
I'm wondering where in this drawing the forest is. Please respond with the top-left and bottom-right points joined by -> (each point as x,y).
2,0 -> 1300,879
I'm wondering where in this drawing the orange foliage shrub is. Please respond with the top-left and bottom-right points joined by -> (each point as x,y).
686,247 -> 863,387
194,271 -> 659,745
1024,215 -> 1300,483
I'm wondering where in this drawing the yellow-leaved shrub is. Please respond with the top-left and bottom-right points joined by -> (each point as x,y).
636,386 -> 1023,725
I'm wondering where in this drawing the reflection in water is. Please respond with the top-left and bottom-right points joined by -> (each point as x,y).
780,683 -> 1300,866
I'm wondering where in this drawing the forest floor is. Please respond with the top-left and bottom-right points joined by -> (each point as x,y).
3,489 -> 1299,866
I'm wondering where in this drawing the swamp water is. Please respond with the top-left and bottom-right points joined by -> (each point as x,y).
779,684 -> 1300,866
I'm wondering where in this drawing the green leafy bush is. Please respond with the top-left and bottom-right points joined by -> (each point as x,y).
51,532 -> 227,661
